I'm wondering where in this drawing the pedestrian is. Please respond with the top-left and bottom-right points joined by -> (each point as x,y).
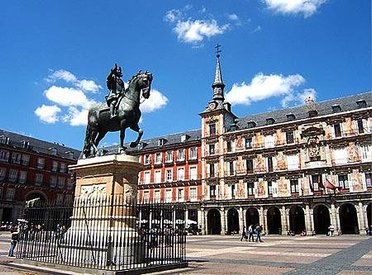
248,224 -> 254,242
8,226 -> 20,257
240,226 -> 247,241
328,224 -> 335,236
255,224 -> 263,242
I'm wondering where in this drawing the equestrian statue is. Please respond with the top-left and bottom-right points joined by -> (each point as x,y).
83,64 -> 153,158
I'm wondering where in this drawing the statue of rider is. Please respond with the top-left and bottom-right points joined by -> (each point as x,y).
106,64 -> 125,118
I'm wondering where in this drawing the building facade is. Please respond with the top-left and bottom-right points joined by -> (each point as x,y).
133,52 -> 372,235
0,130 -> 80,223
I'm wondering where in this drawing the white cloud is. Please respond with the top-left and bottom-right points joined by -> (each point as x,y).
140,89 -> 169,113
46,70 -> 101,92
34,105 -> 61,124
44,86 -> 96,108
228,13 -> 239,21
174,19 -> 229,43
164,9 -> 182,23
263,0 -> 326,17
46,70 -> 77,83
226,73 -> 316,107
64,107 -> 89,126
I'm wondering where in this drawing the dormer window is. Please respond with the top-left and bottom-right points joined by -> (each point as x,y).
181,134 -> 189,142
356,99 -> 367,109
49,147 -> 58,156
139,142 -> 147,150
332,105 -> 341,113
22,140 -> 30,149
0,136 -> 10,145
65,151 -> 74,159
247,121 -> 256,128
308,110 -> 318,117
266,118 -> 275,125
286,114 -> 296,121
158,138 -> 167,146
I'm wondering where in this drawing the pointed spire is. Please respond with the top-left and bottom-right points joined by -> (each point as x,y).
212,44 -> 225,101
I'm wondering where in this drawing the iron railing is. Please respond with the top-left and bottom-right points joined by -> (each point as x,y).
16,195 -> 187,272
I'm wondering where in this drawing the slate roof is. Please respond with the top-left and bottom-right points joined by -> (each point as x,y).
0,129 -> 81,160
236,91 -> 372,130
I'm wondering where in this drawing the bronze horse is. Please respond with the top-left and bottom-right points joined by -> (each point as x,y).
83,71 -> 153,157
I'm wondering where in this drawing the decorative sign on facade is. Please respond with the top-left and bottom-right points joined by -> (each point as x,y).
81,184 -> 106,198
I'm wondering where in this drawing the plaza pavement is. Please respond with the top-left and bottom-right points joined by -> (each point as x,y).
0,232 -> 371,274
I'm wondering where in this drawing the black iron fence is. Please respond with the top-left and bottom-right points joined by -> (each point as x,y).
16,195 -> 187,272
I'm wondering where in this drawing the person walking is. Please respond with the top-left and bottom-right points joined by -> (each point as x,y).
8,225 -> 20,257
240,226 -> 247,241
248,224 -> 254,242
255,224 -> 263,242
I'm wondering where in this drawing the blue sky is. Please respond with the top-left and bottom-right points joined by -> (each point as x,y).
0,1 -> 370,150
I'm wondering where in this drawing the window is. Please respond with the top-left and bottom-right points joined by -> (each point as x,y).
189,166 -> 197,180
209,144 -> 215,155
35,174 -> 43,186
209,163 -> 215,177
226,141 -> 232,152
144,154 -> 151,165
338,174 -> 349,189
334,123 -> 342,137
37,158 -> 45,169
154,190 -> 161,203
165,151 -> 173,163
177,149 -> 185,161
287,154 -> 299,170
158,138 -> 166,146
18,171 -> 27,184
5,188 -> 15,201
245,137 -> 252,149
286,131 -> 294,144
190,187 -> 197,201
177,188 -> 184,201
365,172 -> 372,188
11,152 -> 22,164
0,150 -> 9,162
52,161 -> 58,172
356,99 -> 367,108
209,123 -> 216,135
8,169 -> 18,182
247,121 -> 256,128
66,178 -> 74,190
57,177 -> 65,189
332,105 -> 341,113
311,175 -> 322,191
50,176 -> 57,188
246,159 -> 253,173
0,167 -> 6,180
166,189 -> 172,202
308,110 -> 318,117
229,161 -> 235,175
144,191 -> 150,203
154,170 -> 161,183
357,119 -> 364,134
360,145 -> 372,161
266,118 -> 275,125
50,148 -> 58,155
209,185 -> 216,198
290,179 -> 299,193
155,153 -> 162,164
60,163 -> 66,173
268,181 -> 273,195
166,169 -> 172,182
144,171 -> 151,184
231,184 -> 236,198
66,151 -> 75,160
267,157 -> 273,172
181,135 -> 189,142
177,168 -> 185,181
21,154 -> 30,166
247,182 -> 254,195
189,147 -> 197,160
56,194 -> 64,205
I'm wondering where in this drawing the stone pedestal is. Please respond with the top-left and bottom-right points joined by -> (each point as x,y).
60,154 -> 145,266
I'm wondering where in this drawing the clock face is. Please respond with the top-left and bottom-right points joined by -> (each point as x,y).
209,102 -> 217,110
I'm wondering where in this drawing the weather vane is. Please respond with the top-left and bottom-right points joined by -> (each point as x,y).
215,44 -> 221,57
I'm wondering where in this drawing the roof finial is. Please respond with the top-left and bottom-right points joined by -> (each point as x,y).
215,44 -> 221,58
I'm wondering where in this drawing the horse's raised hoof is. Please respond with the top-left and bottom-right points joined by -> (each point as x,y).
130,142 -> 138,148
118,146 -> 127,154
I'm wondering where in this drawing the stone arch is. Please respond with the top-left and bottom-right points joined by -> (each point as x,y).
245,207 -> 259,228
313,204 -> 330,235
25,191 -> 48,206
207,208 -> 221,235
339,203 -> 359,234
289,205 -> 305,234
367,203 -> 372,231
227,208 -> 239,234
267,206 -> 282,234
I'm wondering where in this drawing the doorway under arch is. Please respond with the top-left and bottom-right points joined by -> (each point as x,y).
267,207 -> 282,234
367,203 -> 372,230
245,207 -> 259,228
313,204 -> 330,235
289,206 -> 305,234
207,209 -> 221,235
339,203 -> 359,234
227,208 -> 239,234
